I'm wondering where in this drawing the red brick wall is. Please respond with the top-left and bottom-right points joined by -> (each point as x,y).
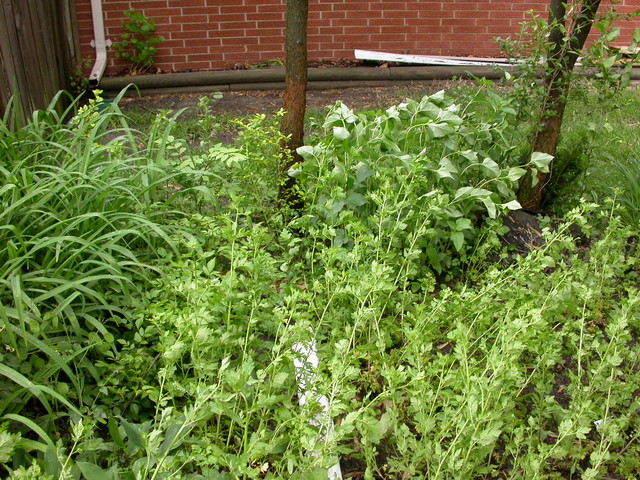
75,0 -> 639,76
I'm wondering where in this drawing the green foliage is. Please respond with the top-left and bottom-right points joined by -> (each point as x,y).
178,111 -> 286,212
496,10 -> 551,121
113,9 -> 164,73
0,90 -> 215,476
296,91 -> 542,275
583,12 -> 640,95
2,86 -> 640,480
497,5 -> 640,209
68,59 -> 93,97
543,85 -> 640,214
498,7 -> 640,116
613,159 -> 640,226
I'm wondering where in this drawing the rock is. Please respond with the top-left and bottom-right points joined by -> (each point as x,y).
500,210 -> 544,254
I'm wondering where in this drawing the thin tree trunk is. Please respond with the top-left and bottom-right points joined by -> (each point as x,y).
279,0 -> 308,210
517,0 -> 602,211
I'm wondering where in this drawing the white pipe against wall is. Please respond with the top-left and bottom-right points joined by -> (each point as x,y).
89,0 -> 111,85
292,338 -> 343,480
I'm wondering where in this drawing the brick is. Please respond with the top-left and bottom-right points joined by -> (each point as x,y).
182,22 -> 213,32
442,18 -> 477,27
179,6 -> 216,15
330,18 -> 369,27
174,0 -> 206,6
76,0 -> 92,13
184,53 -> 219,62
453,2 -> 479,11
257,4 -> 286,13
376,33 -> 407,42
220,6 -> 246,15
333,33 -> 371,43
256,43 -> 285,52
477,3 -> 513,11
346,9 -> 383,19
381,10 -> 412,19
319,41 -> 348,50
153,47 -> 174,57
254,20 -> 286,29
490,10 -> 527,20
321,11 -> 347,20
171,46 -> 209,55
257,40 -> 285,50
156,39 -> 184,47
178,38 -> 215,48
133,7 -> 183,17
309,50 -> 340,59
455,9 -> 490,19
140,2 -> 171,9
177,15 -> 209,23
368,17 -> 406,27
171,61 -> 213,70
203,2 -> 220,13
214,13 -> 245,23
369,41 -> 411,51
221,36 -> 260,46
219,21 -> 257,30
246,28 -> 284,37
106,2 -> 136,12
170,30 -> 208,39
414,40 -> 454,49
404,18 -> 441,27
332,2 -> 371,11
316,26 -> 346,35
310,2 -> 333,12
247,11 -> 283,21
408,2 -> 444,12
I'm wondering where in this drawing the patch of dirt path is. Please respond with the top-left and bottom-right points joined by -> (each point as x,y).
117,81 -> 463,117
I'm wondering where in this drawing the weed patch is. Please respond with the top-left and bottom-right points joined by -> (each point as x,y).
1,87 -> 639,480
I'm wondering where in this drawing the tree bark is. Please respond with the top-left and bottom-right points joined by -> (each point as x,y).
517,0 -> 603,211
279,0 -> 308,210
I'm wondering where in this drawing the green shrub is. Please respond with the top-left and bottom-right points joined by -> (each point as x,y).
113,9 -> 164,73
295,90 -> 548,276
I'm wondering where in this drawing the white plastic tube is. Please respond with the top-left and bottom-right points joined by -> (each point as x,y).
89,0 -> 112,85
292,338 -> 343,480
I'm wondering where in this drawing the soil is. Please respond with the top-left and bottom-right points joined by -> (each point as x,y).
117,80 -> 467,117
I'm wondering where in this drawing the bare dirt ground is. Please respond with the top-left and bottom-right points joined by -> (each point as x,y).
117,80 -> 465,117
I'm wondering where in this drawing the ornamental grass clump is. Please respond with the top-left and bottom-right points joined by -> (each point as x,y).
0,91 -> 191,473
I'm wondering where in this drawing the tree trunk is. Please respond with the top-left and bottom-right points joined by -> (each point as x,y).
517,0 -> 603,211
278,0 -> 308,210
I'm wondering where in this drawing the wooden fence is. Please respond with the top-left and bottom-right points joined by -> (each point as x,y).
0,0 -> 80,123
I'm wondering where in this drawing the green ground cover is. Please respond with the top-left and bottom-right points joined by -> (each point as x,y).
0,84 -> 639,479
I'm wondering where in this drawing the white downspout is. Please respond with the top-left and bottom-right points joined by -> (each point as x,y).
89,0 -> 111,86
293,338 -> 343,480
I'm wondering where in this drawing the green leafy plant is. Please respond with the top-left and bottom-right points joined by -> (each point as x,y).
613,159 -> 640,226
497,4 -> 640,210
2,83 -> 640,480
68,58 -> 93,97
0,89 -> 216,476
113,9 -> 164,73
583,12 -> 640,95
296,91 -> 547,275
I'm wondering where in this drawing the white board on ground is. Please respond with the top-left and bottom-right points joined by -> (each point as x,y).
354,49 -> 514,66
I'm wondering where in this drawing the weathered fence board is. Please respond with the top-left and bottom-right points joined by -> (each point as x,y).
0,0 -> 80,123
